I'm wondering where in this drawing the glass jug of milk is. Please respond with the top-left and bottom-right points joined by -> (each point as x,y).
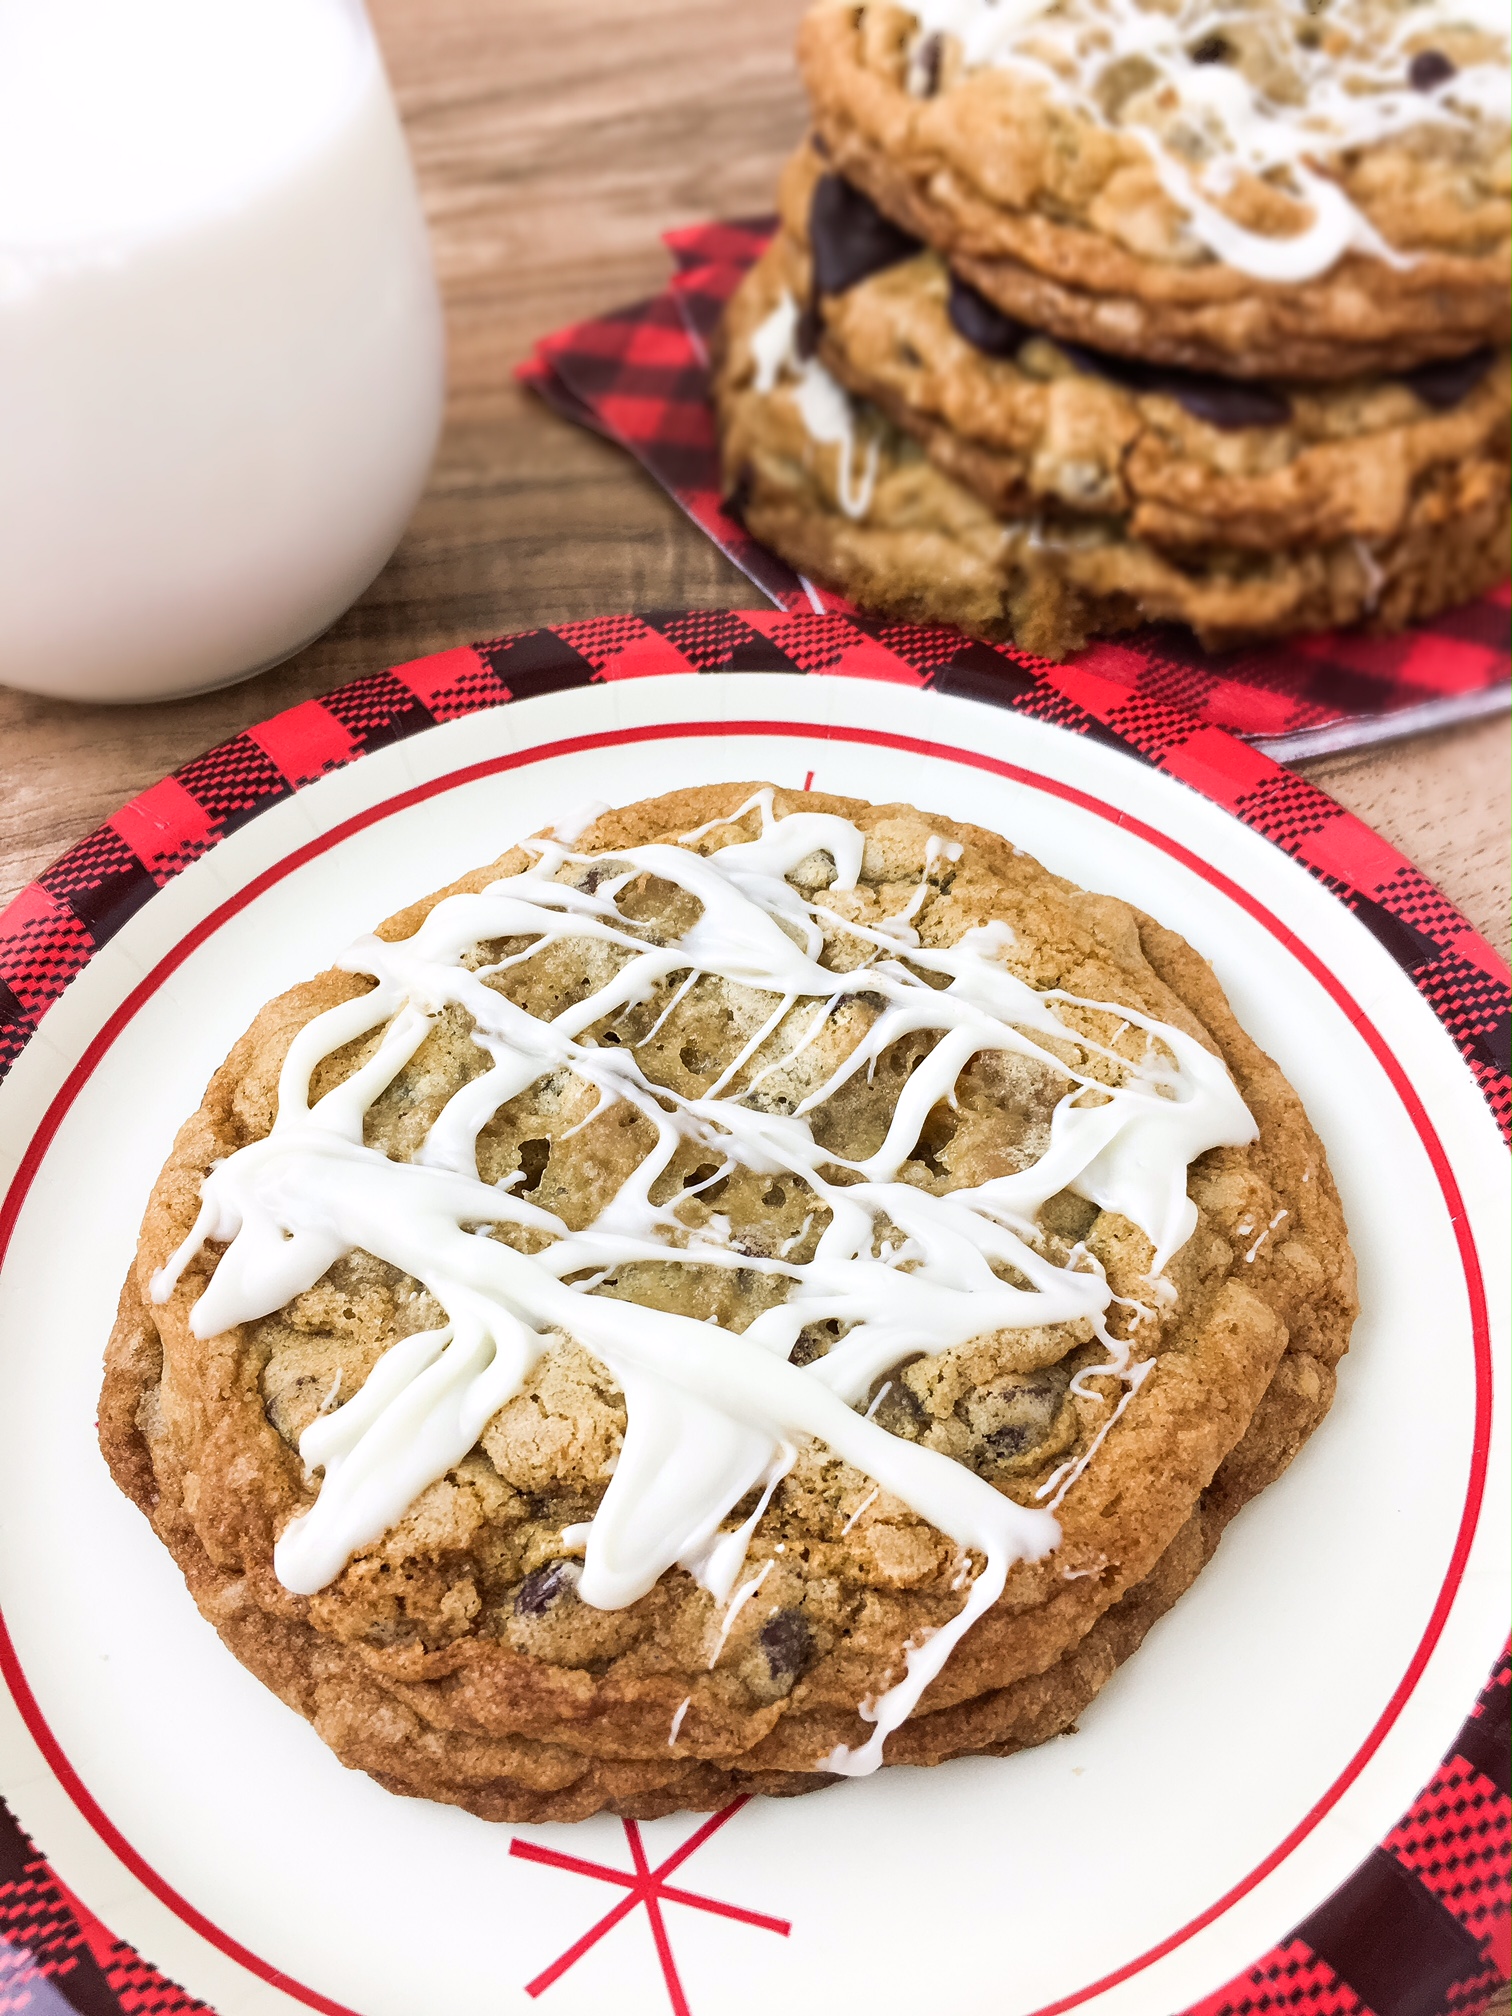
0,0 -> 445,703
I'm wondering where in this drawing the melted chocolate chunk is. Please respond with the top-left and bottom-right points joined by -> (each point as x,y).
1189,32 -> 1233,63
1158,373 -> 1293,430
1408,48 -> 1455,90
810,174 -> 921,296
869,1374 -> 928,1439
795,295 -> 823,361
985,1420 -> 1041,1459
1061,342 -> 1292,428
759,1610 -> 814,1682
514,1560 -> 579,1617
947,273 -> 1030,358
1401,346 -> 1496,409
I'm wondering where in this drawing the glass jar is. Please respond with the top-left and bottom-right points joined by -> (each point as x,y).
0,0 -> 445,701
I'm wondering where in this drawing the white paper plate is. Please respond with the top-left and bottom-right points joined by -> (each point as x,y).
0,670 -> 1505,2016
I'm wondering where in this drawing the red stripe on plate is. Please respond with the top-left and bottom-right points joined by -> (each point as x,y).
0,718 -> 1494,2016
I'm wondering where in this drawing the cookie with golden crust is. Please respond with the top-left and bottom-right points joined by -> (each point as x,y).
714,239 -> 1511,653
102,784 -> 1355,1820
101,1279 -> 1304,1820
799,0 -> 1511,381
776,144 -> 1512,554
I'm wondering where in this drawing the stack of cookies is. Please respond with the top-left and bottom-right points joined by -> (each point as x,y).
714,0 -> 1510,656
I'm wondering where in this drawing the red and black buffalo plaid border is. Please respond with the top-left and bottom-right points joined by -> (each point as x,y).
1,613 -> 1507,2016
518,216 -> 1511,756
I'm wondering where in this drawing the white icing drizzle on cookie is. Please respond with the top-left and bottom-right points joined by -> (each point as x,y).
152,792 -> 1255,1772
752,291 -> 802,394
753,292 -> 881,519
906,0 -> 1508,281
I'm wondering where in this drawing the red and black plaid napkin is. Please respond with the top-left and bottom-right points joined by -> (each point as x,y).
519,216 -> 1511,759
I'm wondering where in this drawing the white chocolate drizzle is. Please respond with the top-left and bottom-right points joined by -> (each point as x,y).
1244,1205 -> 1289,1263
752,293 -> 881,519
152,792 -> 1256,1772
906,0 -> 1509,281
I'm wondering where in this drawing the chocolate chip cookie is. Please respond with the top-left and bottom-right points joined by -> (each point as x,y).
800,0 -> 1510,381
778,144 -> 1510,555
102,784 -> 1355,1820
714,238 -> 1508,653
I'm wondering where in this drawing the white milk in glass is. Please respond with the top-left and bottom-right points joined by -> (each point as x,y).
0,0 -> 445,702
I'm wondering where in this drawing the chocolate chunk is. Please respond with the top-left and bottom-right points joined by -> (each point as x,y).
791,1319 -> 841,1367
810,174 -> 921,296
915,30 -> 944,96
515,1560 -> 579,1617
1059,340 -> 1133,379
1189,32 -> 1232,63
1061,341 -> 1292,429
1159,374 -> 1293,429
870,1374 -> 927,1439
985,1420 -> 1040,1459
795,295 -> 823,361
1401,347 -> 1494,409
759,1610 -> 814,1681
968,1367 -> 1070,1476
517,1137 -> 550,1192
947,273 -> 1030,358
1408,48 -> 1455,90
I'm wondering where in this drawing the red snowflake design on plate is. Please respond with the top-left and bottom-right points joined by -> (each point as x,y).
509,1798 -> 789,2014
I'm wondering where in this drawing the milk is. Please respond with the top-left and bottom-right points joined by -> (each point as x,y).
0,0 -> 445,702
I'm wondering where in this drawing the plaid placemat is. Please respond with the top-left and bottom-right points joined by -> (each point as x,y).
520,217 -> 1511,759
1,614 -> 1507,2016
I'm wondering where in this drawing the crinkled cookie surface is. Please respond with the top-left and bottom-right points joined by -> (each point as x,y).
103,784 -> 1356,1821
713,240 -> 1509,653
800,0 -> 1511,378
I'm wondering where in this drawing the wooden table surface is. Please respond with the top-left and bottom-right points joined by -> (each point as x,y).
0,0 -> 1506,967
0,8 -> 1506,2006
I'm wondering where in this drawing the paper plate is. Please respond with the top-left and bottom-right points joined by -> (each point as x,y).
0,611 -> 1506,2016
